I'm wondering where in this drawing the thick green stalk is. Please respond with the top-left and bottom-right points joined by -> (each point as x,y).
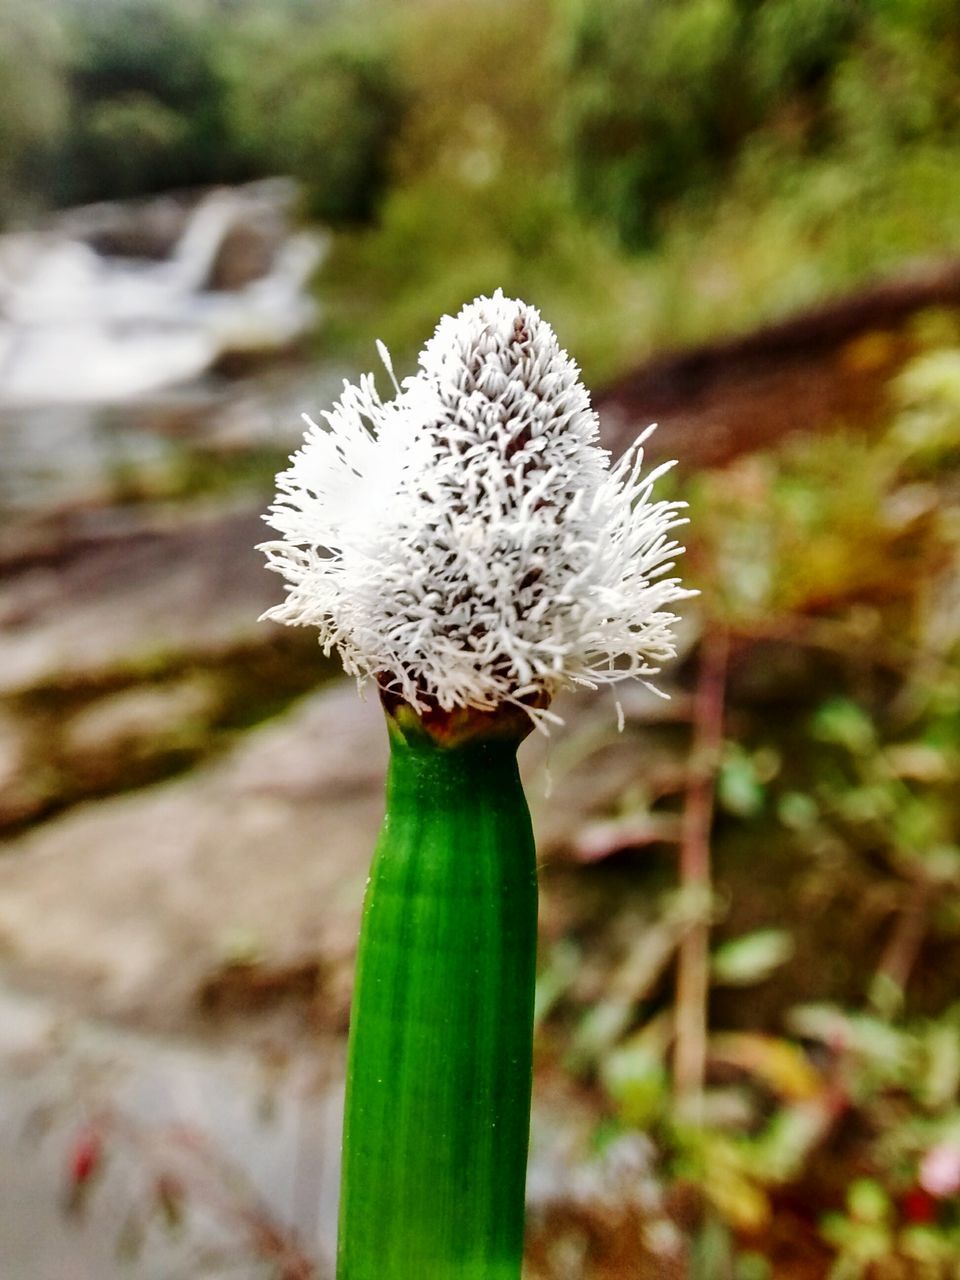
337,705 -> 538,1280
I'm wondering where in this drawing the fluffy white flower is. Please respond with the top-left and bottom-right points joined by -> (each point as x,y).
260,290 -> 692,718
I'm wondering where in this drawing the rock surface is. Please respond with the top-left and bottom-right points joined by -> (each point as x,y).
0,502 -> 287,695
0,682 -> 385,1029
0,672 -> 684,1032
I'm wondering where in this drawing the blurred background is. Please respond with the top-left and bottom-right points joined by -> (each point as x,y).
2,0 -> 960,1275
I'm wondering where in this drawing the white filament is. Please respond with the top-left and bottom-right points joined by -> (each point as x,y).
260,290 -> 693,717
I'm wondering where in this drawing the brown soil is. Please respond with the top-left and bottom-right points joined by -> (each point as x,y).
597,259 -> 960,468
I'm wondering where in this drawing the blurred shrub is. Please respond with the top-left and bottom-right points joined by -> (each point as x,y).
318,0 -> 960,378
891,348 -> 960,467
74,94 -> 195,200
9,0 -> 960,382
831,1 -> 960,157
535,343 -> 960,1272
748,0 -> 857,103
16,0 -> 400,223
561,0 -> 960,252
320,0 -> 655,381
560,0 -> 750,248
216,10 -> 403,224
53,0 -> 235,204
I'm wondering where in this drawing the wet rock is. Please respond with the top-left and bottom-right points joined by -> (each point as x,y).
206,210 -> 281,291
0,986 -> 343,1280
0,501 -> 293,696
0,713 -> 25,793
61,677 -> 221,789
0,712 -> 41,828
0,681 -> 387,1031
198,956 -> 326,1021
54,193 -> 192,260
63,677 -> 218,752
0,496 -> 348,833
0,675 -> 685,1033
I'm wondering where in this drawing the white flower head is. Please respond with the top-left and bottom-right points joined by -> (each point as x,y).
260,290 -> 692,722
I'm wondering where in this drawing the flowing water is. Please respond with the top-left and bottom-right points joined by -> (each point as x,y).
0,179 -> 335,519
0,183 -> 347,1277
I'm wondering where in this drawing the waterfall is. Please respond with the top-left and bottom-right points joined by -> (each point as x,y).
0,181 -> 326,407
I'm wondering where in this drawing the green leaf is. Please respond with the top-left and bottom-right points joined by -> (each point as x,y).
778,791 -> 819,830
812,698 -> 877,756
534,939 -> 580,1028
690,1216 -> 735,1280
735,1253 -> 772,1280
718,746 -> 767,818
711,930 -> 794,986
600,1041 -> 669,1128
847,1178 -> 891,1225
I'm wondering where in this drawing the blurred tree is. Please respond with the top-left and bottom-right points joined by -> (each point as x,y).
319,0 -> 660,381
558,0 -> 960,251
0,0 -> 67,226
560,0 -> 751,248
747,0 -> 858,105
830,2 -> 960,159
216,6 -> 403,224
52,0 -> 237,204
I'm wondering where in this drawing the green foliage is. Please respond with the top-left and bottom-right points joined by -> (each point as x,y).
217,9 -> 403,224
11,0 -> 960,387
749,0 -> 857,103
320,0 -> 659,382
0,0 -> 67,223
319,0 -> 960,373
717,743 -> 778,818
891,348 -> 960,466
561,0 -> 748,248
534,339 -> 960,1273
561,0 -> 960,254
76,95 -> 194,200
686,433 -> 923,625
1,0 -> 401,223
323,171 -> 653,383
821,1179 -> 894,1280
53,0 -> 236,204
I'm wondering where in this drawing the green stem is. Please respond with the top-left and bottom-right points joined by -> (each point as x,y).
337,706 -> 538,1280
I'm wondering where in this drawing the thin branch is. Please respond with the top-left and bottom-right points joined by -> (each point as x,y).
869,878 -> 931,1018
674,627 -> 729,1116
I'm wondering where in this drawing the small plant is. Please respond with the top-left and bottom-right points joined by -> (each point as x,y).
260,291 -> 692,1278
523,336 -> 960,1275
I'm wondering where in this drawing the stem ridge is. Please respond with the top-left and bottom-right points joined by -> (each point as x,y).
338,726 -> 537,1280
